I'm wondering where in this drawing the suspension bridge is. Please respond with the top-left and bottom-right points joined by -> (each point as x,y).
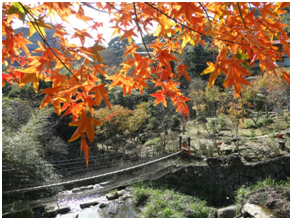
2,143 -> 186,205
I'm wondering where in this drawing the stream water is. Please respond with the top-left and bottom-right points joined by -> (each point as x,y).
55,187 -> 141,218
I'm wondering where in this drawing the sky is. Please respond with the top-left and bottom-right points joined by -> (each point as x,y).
11,2 -> 143,48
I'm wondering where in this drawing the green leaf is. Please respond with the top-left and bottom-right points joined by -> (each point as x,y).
236,50 -> 249,60
241,61 -> 251,70
8,2 -> 26,21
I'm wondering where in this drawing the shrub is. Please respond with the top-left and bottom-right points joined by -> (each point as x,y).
244,119 -> 258,128
250,129 -> 257,140
258,117 -> 274,127
198,141 -> 214,157
2,97 -> 32,132
235,177 -> 290,205
2,107 -> 65,201
245,117 -> 274,128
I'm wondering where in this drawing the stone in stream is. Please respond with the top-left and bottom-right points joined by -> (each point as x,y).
80,200 -> 99,209
99,203 -> 107,208
43,203 -> 59,218
106,190 -> 124,200
58,206 -> 70,214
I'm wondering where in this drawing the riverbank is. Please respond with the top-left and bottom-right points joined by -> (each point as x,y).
130,177 -> 290,218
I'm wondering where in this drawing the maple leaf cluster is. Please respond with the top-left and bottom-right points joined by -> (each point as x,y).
2,2 -> 290,166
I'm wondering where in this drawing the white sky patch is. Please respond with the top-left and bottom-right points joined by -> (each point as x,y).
10,3 -> 146,47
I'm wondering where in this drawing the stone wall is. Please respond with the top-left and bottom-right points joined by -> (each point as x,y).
157,155 -> 290,203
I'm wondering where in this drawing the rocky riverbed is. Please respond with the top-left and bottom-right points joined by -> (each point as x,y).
50,186 -> 140,218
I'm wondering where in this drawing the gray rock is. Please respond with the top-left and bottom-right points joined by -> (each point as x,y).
220,144 -> 233,155
206,157 -> 222,166
73,214 -> 79,218
44,203 -> 58,218
217,178 -> 226,186
58,206 -> 70,214
243,203 -> 276,218
80,200 -> 99,209
249,169 -> 259,178
269,164 -> 280,174
99,203 -> 107,208
217,205 -> 237,218
32,206 -> 44,217
276,171 -> 287,181
233,184 -> 239,191
264,172 -> 275,179
226,154 -> 242,166
106,192 -> 118,200
240,176 -> 249,184
116,190 -> 124,197
219,173 -> 224,178
224,185 -> 233,197
226,176 -> 235,185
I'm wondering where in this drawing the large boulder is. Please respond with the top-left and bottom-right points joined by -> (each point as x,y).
217,205 -> 237,218
243,203 -> 276,218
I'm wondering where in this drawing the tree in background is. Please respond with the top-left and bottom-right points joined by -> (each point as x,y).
94,104 -> 148,152
2,2 -> 290,165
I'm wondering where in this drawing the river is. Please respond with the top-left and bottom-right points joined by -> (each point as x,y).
55,187 -> 141,218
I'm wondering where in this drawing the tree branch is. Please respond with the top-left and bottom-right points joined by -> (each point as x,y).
144,2 -> 248,46
19,2 -> 79,82
237,2 -> 248,29
81,2 -> 109,13
133,2 -> 172,103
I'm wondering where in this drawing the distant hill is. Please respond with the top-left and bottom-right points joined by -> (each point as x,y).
13,27 -> 59,56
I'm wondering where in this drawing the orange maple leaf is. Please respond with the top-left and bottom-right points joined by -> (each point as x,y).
120,28 -> 138,44
123,42 -> 139,57
80,135 -> 90,168
89,84 -> 111,109
155,48 -> 178,73
151,91 -> 167,107
75,5 -> 92,25
71,28 -> 93,46
177,63 -> 190,81
221,57 -> 250,94
68,113 -> 102,143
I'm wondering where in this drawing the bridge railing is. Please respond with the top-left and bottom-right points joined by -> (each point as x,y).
2,143 -> 179,193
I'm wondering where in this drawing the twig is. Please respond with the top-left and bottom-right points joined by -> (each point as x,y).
132,2 -> 172,99
19,2 -> 79,82
144,2 -> 248,47
81,2 -> 109,13
237,2 -> 248,29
